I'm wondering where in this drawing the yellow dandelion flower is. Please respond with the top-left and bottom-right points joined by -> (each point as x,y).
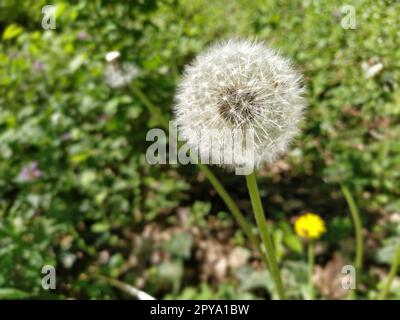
294,213 -> 326,240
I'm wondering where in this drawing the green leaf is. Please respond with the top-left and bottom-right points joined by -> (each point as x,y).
284,234 -> 303,253
2,24 -> 24,40
91,222 -> 110,233
162,232 -> 192,259
0,288 -> 31,299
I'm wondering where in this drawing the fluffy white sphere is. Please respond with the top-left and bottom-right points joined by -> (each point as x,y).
174,39 -> 306,174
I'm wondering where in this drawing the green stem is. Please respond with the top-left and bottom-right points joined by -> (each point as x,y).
340,184 -> 363,299
130,84 -> 269,267
130,84 -> 168,128
93,275 -> 155,300
308,241 -> 315,300
378,242 -> 400,300
245,172 -> 286,300
197,164 -> 270,268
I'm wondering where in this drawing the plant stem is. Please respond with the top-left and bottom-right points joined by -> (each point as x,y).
245,172 -> 286,300
129,84 -> 168,128
93,275 -> 155,300
341,184 -> 363,299
308,241 -> 315,300
197,163 -> 270,268
130,84 -> 270,267
378,242 -> 400,300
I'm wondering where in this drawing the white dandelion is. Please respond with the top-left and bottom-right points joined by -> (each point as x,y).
173,39 -> 306,173
104,51 -> 139,88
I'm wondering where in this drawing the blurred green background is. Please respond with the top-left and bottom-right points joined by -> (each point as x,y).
0,0 -> 399,299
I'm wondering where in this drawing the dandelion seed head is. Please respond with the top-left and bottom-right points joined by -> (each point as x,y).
174,39 -> 306,172
104,51 -> 139,88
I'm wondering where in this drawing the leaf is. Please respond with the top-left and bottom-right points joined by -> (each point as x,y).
237,267 -> 274,292
284,234 -> 303,253
0,288 -> 31,299
375,238 -> 399,264
68,54 -> 86,72
2,24 -> 24,40
162,232 -> 192,259
91,222 -> 110,233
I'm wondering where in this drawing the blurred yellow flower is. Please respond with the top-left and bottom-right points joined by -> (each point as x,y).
294,213 -> 326,240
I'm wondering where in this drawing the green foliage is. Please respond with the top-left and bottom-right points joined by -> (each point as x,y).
0,0 -> 399,299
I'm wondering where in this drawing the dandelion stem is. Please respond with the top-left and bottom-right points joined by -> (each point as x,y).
378,242 -> 400,300
308,241 -> 315,300
246,172 -> 286,300
130,84 -> 270,268
197,164 -> 270,267
341,184 -> 363,299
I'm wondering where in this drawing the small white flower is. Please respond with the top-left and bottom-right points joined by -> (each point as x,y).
174,39 -> 306,173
